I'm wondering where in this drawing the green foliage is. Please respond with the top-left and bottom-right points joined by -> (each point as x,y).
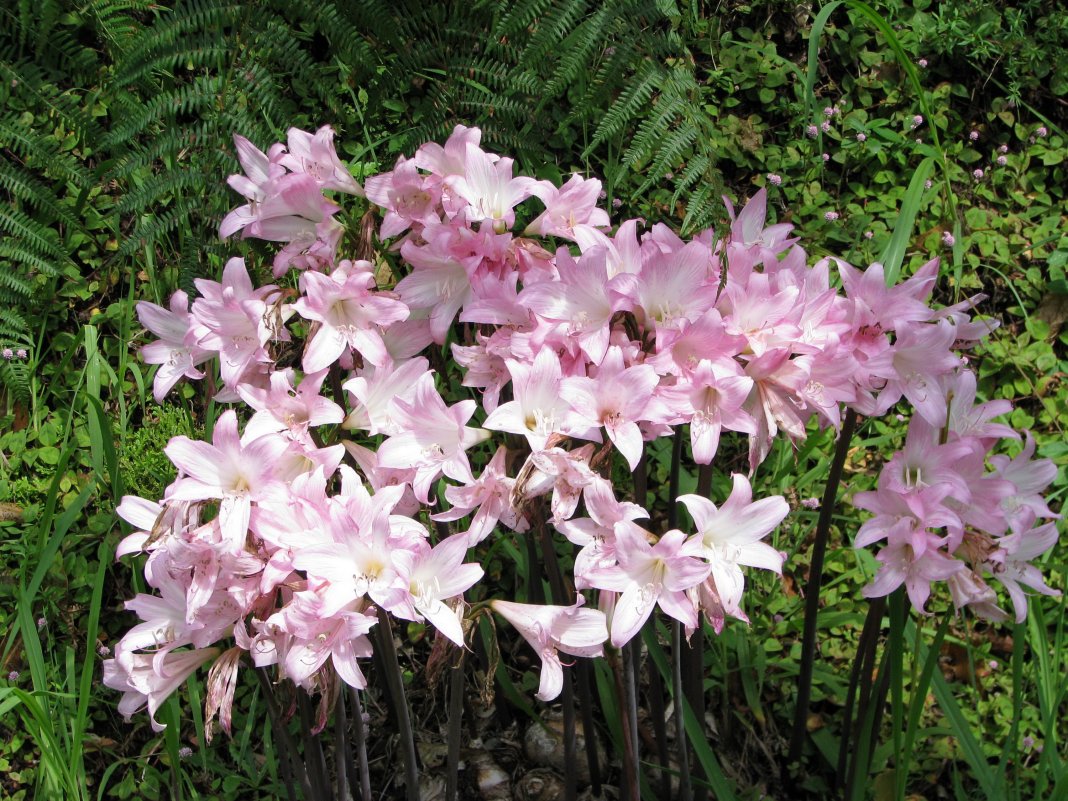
0,0 -> 1064,799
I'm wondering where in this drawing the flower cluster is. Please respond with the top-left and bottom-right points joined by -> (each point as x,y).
108,124 -> 1060,731
855,390 -> 1061,619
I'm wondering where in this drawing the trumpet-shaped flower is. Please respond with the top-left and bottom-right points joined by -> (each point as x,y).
492,597 -> 607,701
585,522 -> 710,647
678,474 -> 789,621
377,372 -> 491,503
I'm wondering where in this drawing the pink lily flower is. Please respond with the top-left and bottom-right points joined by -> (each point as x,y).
164,410 -> 288,553
377,372 -> 491,503
293,260 -> 409,371
104,647 -> 219,732
453,143 -> 537,232
393,533 -> 484,645
586,521 -> 710,647
137,290 -> 214,402
238,368 -> 344,443
491,597 -> 607,701
678,474 -> 789,621
433,446 -> 526,544
525,174 -> 610,239
280,125 -> 363,195
562,346 -> 660,470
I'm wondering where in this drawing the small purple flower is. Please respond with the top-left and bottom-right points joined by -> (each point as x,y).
924,179 -> 933,190
998,144 -> 1009,154
766,173 -> 782,186
178,746 -> 194,760
36,617 -> 47,630
969,130 -> 979,141
996,155 -> 1007,166
801,497 -> 820,509
856,132 -> 867,142
611,197 -> 622,209
664,172 -> 674,181
773,614 -> 785,623
973,168 -> 984,180
864,230 -> 874,239
824,211 -> 839,221
918,58 -> 928,68
822,152 -> 830,162
15,349 -> 26,359
911,114 -> 924,129
988,660 -> 999,671
823,106 -> 835,117
1,348 -> 12,360
806,125 -> 819,138
597,189 -> 607,200
1036,126 -> 1048,138
97,644 -> 111,657
7,671 -> 18,682
821,120 -> 831,133
942,231 -> 955,247
1022,736 -> 1035,750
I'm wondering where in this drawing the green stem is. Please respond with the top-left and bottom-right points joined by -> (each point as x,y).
445,648 -> 466,801
374,608 -> 420,801
673,621 -> 693,801
789,408 -> 859,763
350,688 -> 372,801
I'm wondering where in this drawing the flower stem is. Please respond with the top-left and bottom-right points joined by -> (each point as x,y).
445,648 -> 465,801
789,408 -> 859,764
374,607 -> 420,801
673,621 -> 693,801
349,688 -> 372,801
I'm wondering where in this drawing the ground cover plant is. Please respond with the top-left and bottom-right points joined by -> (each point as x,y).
1,1 -> 1066,800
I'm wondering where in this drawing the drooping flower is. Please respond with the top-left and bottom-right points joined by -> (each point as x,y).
492,597 -> 607,701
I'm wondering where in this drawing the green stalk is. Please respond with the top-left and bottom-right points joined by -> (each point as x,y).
445,648 -> 466,801
255,671 -> 310,801
536,506 -> 577,801
374,608 -> 420,801
897,613 -> 950,801
835,595 -> 886,791
298,693 -> 333,801
576,660 -> 604,796
350,688 -> 372,801
789,408 -> 858,763
335,690 -> 353,801
673,621 -> 694,801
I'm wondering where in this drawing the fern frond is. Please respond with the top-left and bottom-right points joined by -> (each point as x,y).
0,207 -> 66,266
